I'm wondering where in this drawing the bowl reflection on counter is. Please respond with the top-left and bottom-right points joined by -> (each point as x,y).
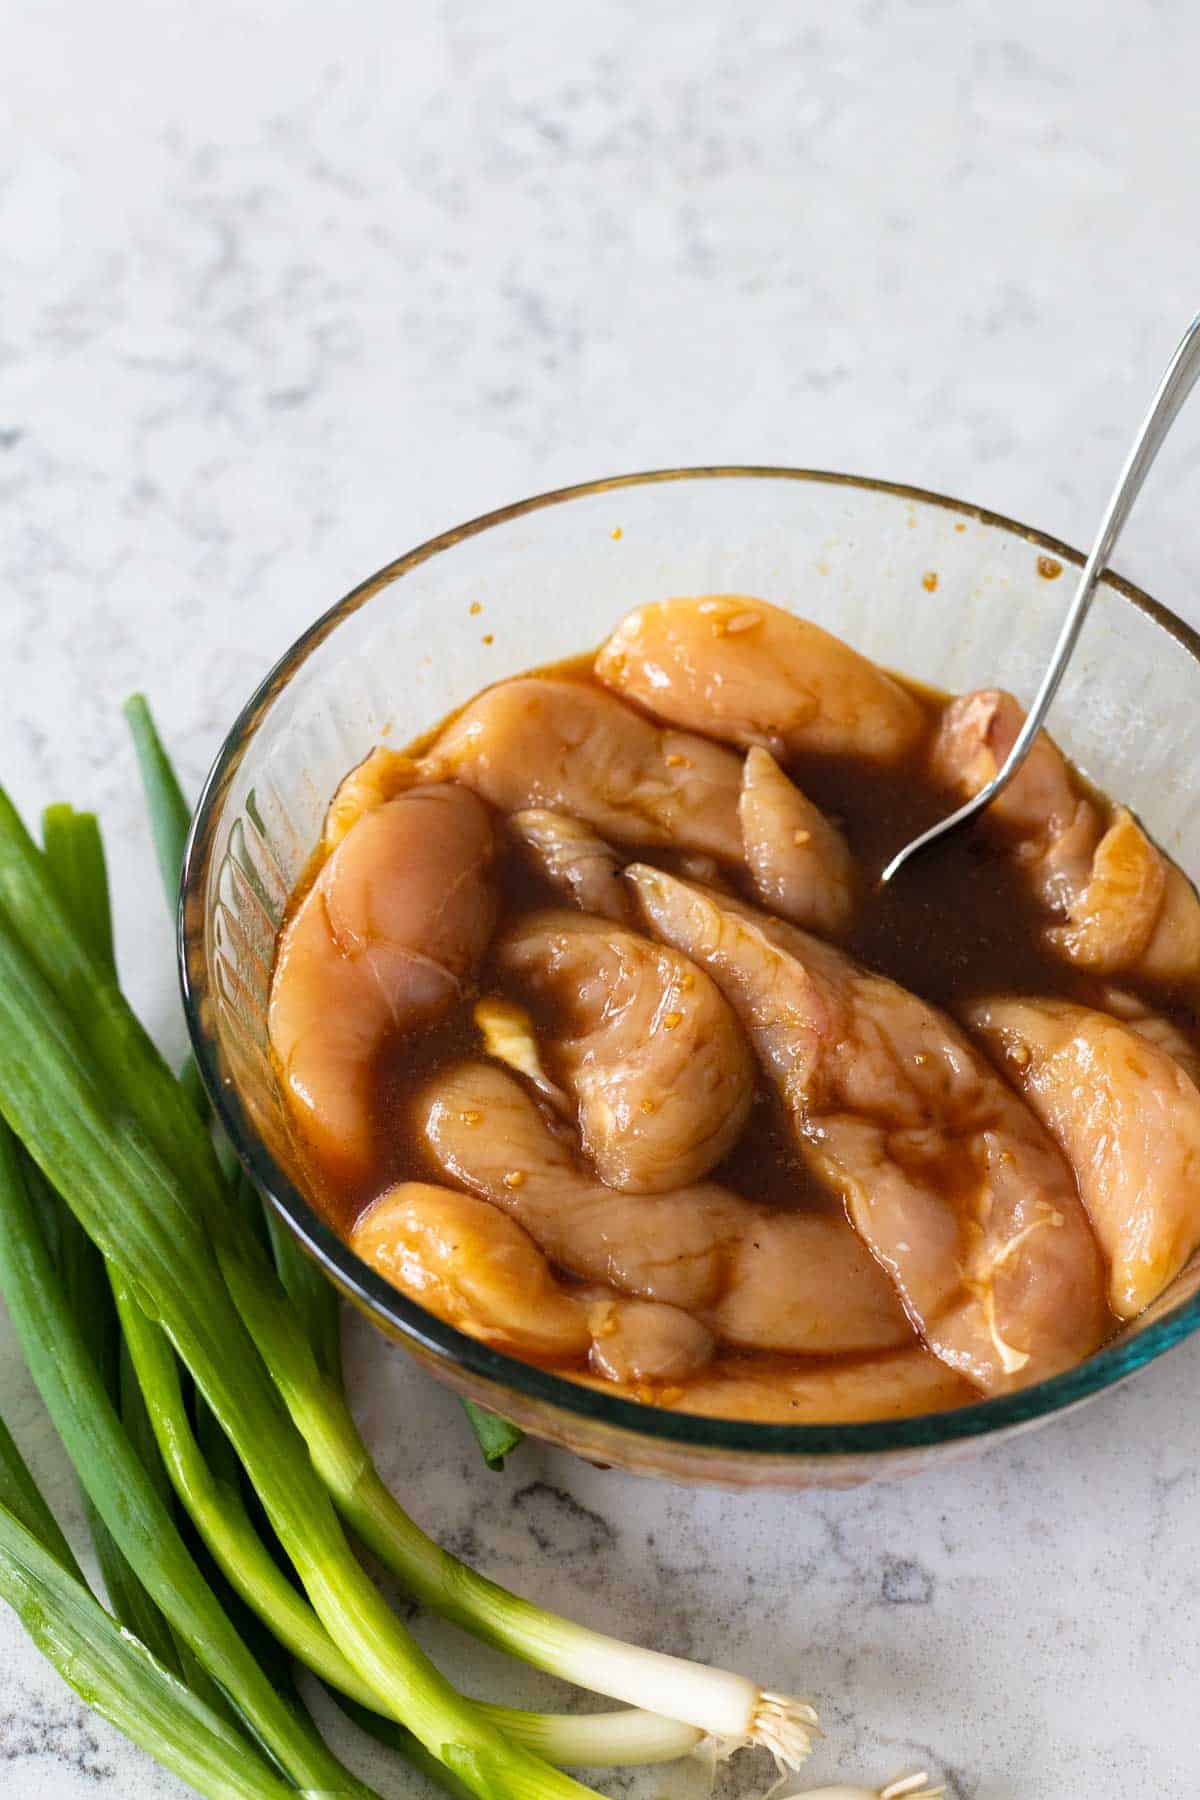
179,468 -> 1200,1487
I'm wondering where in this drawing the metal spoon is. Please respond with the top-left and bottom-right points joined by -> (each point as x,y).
880,312 -> 1200,886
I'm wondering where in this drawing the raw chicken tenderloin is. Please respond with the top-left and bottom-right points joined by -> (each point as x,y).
418,1059 -> 747,1308
577,1346 -> 978,1425
507,810 -> 635,923
352,1182 -> 591,1360
932,689 -> 1200,984
595,594 -> 925,760
968,996 -> 1200,1318
576,1290 -> 717,1385
929,688 -> 1099,908
352,1183 -> 715,1381
627,866 -> 1109,1393
420,676 -> 744,863
1050,806 -> 1200,983
1094,987 -> 1200,1086
496,909 -> 756,1192
738,745 -> 856,935
322,746 -> 422,848
416,1060 -> 911,1355
268,785 -> 498,1182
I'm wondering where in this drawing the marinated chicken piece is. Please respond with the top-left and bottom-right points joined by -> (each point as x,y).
1094,988 -> 1200,1087
352,1181 -> 716,1381
418,1060 -> 748,1309
421,677 -> 744,863
968,996 -> 1200,1318
351,1182 -> 590,1361
628,867 -> 1109,1393
508,809 -> 634,922
268,786 -> 497,1181
932,690 -> 1200,984
930,689 -> 1101,908
715,1214 -> 913,1356
656,851 -> 737,893
738,746 -> 856,935
579,1347 -> 977,1424
323,747 -> 422,849
580,1290 -> 716,1385
497,910 -> 755,1192
595,595 -> 925,761
1049,808 -> 1200,984
418,1062 -> 914,1356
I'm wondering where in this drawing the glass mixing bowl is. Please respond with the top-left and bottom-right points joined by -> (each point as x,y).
180,468 -> 1200,1487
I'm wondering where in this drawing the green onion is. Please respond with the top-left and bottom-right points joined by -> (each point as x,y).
112,1268 -> 372,1703
54,1177 -> 184,1677
122,693 -> 193,907
262,1199 -> 345,1388
460,1398 -> 524,1471
0,789 -> 226,1214
0,1452 -> 302,1800
40,804 -> 115,974
0,874 -> 604,1800
0,1413 -> 83,1581
39,808 -> 252,1734
0,1116 -> 380,1797
117,1327 -> 249,1737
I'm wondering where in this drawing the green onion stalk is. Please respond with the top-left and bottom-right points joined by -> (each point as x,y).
39,807 -> 295,1741
39,808 -> 230,1712
0,1494 -> 308,1800
52,1170 -> 187,1679
0,1411 -> 325,1800
40,805 -> 305,1739
0,1121 -> 380,1797
0,1414 -> 82,1579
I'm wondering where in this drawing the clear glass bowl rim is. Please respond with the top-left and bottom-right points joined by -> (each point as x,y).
179,465 -> 1200,1460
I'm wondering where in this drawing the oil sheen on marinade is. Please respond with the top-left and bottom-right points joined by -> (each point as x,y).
274,647 -> 1200,1422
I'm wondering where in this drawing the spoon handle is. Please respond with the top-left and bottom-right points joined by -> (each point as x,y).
881,311 -> 1200,886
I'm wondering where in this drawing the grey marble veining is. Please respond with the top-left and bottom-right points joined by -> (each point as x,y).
4,1 -> 1200,1793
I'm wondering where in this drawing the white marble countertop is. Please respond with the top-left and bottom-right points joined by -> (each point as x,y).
4,3 -> 1200,1794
